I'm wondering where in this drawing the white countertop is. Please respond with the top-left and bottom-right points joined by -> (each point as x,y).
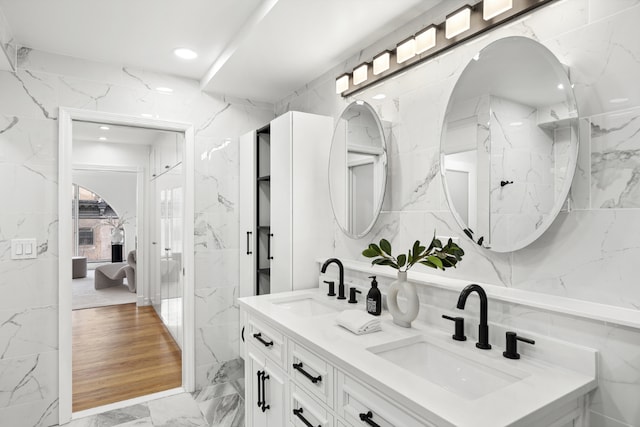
239,288 -> 598,427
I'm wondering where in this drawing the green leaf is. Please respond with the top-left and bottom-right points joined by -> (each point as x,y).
380,239 -> 392,256
369,243 -> 383,255
362,248 -> 378,258
427,255 -> 444,270
373,258 -> 399,269
433,238 -> 442,249
420,260 -> 437,269
397,254 -> 406,268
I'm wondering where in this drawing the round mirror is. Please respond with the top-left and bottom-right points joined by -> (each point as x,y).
329,101 -> 388,238
441,37 -> 579,252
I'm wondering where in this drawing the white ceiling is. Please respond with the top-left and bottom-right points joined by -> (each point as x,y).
0,0 -> 444,103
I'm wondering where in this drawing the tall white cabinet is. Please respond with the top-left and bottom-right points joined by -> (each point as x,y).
239,111 -> 334,298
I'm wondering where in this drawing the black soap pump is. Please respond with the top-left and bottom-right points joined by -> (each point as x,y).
366,276 -> 381,316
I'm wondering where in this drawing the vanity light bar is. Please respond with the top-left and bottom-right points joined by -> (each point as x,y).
336,0 -> 556,97
445,6 -> 472,39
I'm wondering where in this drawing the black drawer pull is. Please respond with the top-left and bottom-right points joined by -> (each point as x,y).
292,362 -> 322,384
267,233 -> 273,259
253,332 -> 274,347
246,231 -> 252,255
359,411 -> 381,427
260,371 -> 270,412
256,370 -> 263,408
293,408 -> 321,427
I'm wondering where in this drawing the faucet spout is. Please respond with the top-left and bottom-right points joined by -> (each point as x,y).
457,284 -> 491,349
321,258 -> 345,299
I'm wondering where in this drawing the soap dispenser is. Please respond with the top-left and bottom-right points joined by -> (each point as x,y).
366,276 -> 381,316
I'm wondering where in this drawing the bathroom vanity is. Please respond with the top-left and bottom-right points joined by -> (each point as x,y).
239,289 -> 597,427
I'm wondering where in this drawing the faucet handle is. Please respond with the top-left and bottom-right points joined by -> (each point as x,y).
503,331 -> 535,359
323,280 -> 336,297
442,315 -> 467,341
348,287 -> 361,304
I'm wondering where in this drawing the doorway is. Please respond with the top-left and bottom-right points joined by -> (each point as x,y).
58,108 -> 195,424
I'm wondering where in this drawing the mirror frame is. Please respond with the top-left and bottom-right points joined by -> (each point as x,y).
440,36 -> 579,253
329,100 -> 388,239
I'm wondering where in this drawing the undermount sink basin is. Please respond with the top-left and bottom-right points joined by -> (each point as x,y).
271,295 -> 340,317
367,336 -> 529,400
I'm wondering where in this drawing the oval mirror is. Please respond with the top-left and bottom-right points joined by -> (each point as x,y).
329,101 -> 388,238
441,37 -> 579,252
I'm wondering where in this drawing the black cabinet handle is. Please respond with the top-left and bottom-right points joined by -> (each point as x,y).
293,408 -> 321,427
359,411 -> 380,427
292,362 -> 322,384
253,332 -> 274,347
241,326 -> 245,343
246,231 -> 252,255
260,371 -> 270,412
267,233 -> 273,259
256,370 -> 263,408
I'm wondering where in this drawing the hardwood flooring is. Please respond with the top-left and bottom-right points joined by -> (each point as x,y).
72,303 -> 182,412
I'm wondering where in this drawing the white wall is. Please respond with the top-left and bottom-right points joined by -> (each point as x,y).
276,1 -> 640,425
0,46 -> 274,425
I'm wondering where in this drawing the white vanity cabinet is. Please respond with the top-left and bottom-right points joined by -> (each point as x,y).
239,111 -> 334,298
242,309 -> 428,427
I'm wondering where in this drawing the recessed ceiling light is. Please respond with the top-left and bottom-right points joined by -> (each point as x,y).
141,113 -> 154,118
174,48 -> 198,60
99,136 -> 107,141
372,93 -> 386,100
557,83 -> 564,90
99,126 -> 110,131
509,121 -> 523,127
156,87 -> 173,93
355,100 -> 365,105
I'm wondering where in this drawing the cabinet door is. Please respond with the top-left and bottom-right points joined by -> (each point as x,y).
248,348 -> 267,427
239,130 -> 256,298
269,113 -> 292,293
248,344 -> 287,427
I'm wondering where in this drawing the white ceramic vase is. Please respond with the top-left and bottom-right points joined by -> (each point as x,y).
111,227 -> 124,244
387,271 -> 419,328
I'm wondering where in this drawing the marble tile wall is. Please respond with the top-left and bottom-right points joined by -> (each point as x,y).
0,47 -> 273,424
276,0 -> 640,425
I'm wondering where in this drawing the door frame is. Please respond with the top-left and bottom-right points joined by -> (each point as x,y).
58,108 -> 195,424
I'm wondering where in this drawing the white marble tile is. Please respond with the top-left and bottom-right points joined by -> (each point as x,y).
194,212 -> 238,252
195,322 -> 240,369
195,286 -> 238,326
387,147 -> 442,212
546,5 -> 640,117
0,350 -> 57,409
0,70 -> 57,121
0,396 -> 58,427
590,108 -> 640,208
589,0 -> 640,23
0,306 -> 57,359
17,47 -> 124,86
194,251 -> 239,289
147,393 -> 207,427
200,393 -> 243,427
569,118 -> 592,209
0,258 -> 58,311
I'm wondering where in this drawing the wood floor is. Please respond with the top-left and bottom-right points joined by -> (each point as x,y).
72,303 -> 182,412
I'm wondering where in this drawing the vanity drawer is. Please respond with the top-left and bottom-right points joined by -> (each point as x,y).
247,314 -> 286,368
336,372 -> 431,427
290,382 -> 334,427
289,340 -> 334,406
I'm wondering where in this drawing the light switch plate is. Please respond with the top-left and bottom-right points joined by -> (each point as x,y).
11,238 -> 37,260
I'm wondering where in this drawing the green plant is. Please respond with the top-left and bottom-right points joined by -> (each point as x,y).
362,234 -> 464,272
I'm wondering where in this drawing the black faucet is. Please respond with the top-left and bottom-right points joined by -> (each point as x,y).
321,258 -> 345,299
456,284 -> 491,349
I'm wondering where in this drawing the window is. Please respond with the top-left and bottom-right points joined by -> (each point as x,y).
78,227 -> 94,246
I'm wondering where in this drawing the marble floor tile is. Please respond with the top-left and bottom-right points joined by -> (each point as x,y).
148,393 -> 208,427
201,393 -> 244,427
66,404 -> 151,427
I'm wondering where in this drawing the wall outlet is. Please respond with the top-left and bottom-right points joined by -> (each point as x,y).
11,238 -> 37,260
